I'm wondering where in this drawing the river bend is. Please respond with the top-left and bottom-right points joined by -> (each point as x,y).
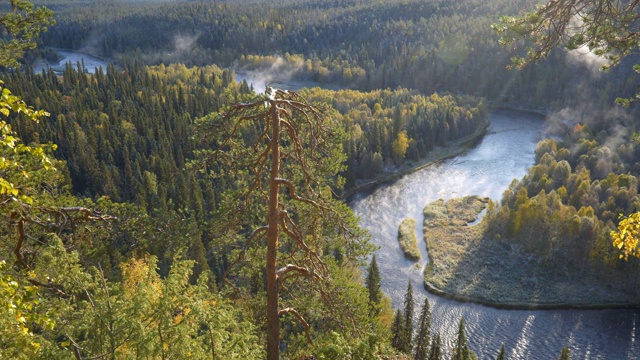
36,51 -> 639,359
350,110 -> 639,360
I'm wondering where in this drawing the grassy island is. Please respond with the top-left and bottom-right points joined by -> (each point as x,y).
423,196 -> 640,309
398,218 -> 420,260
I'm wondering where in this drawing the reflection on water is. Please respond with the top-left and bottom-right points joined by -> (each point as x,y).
350,110 -> 640,359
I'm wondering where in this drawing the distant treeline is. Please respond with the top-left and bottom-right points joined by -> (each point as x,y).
35,0 -> 640,111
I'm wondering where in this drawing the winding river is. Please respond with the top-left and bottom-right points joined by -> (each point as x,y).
36,50 -> 639,358
350,111 -> 640,359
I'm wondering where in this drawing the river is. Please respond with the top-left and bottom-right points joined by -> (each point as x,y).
350,110 -> 640,359
32,49 -> 114,75
35,50 -> 639,358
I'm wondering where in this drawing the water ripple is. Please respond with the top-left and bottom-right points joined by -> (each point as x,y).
351,111 -> 640,360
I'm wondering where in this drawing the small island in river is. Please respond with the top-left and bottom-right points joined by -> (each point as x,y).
423,196 -> 640,309
397,218 -> 420,260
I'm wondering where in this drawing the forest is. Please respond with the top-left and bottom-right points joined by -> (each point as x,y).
34,0 -> 640,110
1,0 -> 639,359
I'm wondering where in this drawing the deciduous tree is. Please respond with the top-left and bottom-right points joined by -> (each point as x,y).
611,212 -> 640,260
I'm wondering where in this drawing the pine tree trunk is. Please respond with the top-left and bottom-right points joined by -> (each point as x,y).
266,105 -> 281,360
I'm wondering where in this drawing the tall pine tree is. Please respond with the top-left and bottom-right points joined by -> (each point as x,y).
402,281 -> 415,353
391,309 -> 405,352
414,297 -> 431,360
365,255 -> 381,307
496,343 -> 506,360
558,347 -> 571,360
428,332 -> 443,360
452,317 -> 477,360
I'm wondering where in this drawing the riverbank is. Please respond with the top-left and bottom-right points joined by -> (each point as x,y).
344,120 -> 489,200
423,197 -> 640,309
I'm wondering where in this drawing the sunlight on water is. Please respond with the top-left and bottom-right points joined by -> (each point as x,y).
350,110 -> 640,360
511,315 -> 535,359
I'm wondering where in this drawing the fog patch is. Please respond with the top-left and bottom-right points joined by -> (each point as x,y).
566,45 -> 609,76
543,107 -> 584,138
600,107 -> 631,149
437,35 -> 470,66
78,30 -> 106,57
543,105 -> 633,178
173,33 -> 200,55
234,56 -> 304,94
564,15 -> 609,76
544,103 -> 632,135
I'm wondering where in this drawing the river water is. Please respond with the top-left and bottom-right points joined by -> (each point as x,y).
350,110 -> 640,359
34,50 -> 639,358
32,49 -> 114,75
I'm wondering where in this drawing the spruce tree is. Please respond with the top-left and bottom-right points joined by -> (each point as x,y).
402,281 -> 415,353
365,254 -> 381,305
452,317 -> 475,360
496,343 -> 506,360
428,332 -> 443,360
391,309 -> 405,352
558,347 -> 571,360
414,297 -> 431,360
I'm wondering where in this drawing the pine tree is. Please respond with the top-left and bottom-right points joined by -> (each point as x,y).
496,343 -> 506,360
414,297 -> 431,360
452,317 -> 475,360
365,255 -> 381,306
428,332 -> 443,360
402,281 -> 414,354
188,235 -> 209,284
391,308 -> 405,352
193,88 -> 371,360
558,347 -> 571,360
402,281 -> 415,353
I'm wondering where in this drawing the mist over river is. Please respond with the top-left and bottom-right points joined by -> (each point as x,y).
33,51 -> 638,359
350,110 -> 639,359
32,49 -> 114,75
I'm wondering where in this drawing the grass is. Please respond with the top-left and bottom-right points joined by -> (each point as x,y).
422,196 -> 640,308
398,218 -> 420,260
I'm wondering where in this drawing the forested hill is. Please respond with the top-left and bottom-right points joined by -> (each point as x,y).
3,62 -> 487,217
35,0 -> 639,111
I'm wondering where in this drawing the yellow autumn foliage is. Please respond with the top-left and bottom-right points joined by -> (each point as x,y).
611,212 -> 640,260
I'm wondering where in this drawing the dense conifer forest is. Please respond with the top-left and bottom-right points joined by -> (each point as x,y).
2,0 -> 640,358
35,0 -> 640,109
